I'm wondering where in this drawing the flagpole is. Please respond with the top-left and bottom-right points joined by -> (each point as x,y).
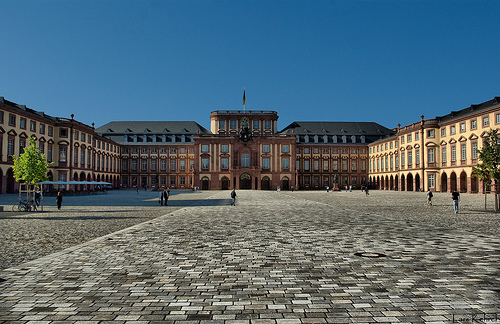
243,88 -> 246,113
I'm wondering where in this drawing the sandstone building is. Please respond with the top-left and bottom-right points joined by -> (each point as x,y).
1,95 -> 499,193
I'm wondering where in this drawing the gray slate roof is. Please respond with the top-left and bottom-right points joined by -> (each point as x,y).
279,121 -> 393,136
95,121 -> 210,135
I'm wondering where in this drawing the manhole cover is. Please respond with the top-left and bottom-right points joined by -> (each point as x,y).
354,252 -> 386,258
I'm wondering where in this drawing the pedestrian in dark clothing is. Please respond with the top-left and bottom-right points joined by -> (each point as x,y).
452,190 -> 460,213
230,189 -> 237,206
164,188 -> 170,206
56,191 -> 63,210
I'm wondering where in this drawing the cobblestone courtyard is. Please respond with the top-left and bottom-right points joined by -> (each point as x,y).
1,190 -> 499,323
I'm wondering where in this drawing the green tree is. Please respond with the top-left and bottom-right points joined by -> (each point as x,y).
472,128 -> 500,211
12,136 -> 53,203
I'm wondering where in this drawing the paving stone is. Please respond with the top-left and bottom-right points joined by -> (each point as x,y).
0,190 -> 499,323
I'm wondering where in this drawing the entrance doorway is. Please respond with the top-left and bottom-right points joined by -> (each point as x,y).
239,173 -> 251,189
261,176 -> 270,190
221,177 -> 229,190
202,177 -> 209,190
6,168 -> 15,193
281,177 -> 290,190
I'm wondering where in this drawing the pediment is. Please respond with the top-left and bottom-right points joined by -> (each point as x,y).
19,131 -> 28,139
39,136 -> 46,143
425,142 -> 438,147
440,140 -> 447,146
458,136 -> 467,142
58,140 -> 70,146
7,129 -> 17,136
469,133 -> 479,140
413,144 -> 420,149
448,138 -> 457,144
0,126 -> 5,134
47,139 -> 54,144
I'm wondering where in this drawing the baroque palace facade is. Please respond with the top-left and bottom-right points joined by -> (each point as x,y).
1,95 -> 499,193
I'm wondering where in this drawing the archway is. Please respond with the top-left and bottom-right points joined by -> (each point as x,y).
202,177 -> 209,190
471,176 -> 478,193
221,177 -> 230,190
390,175 -> 394,190
261,176 -> 270,190
385,176 -> 389,190
407,173 -> 414,191
441,173 -> 448,192
394,175 -> 399,190
239,173 -> 251,189
377,176 -> 380,189
281,177 -> 290,190
6,168 -> 15,193
450,172 -> 457,192
460,171 -> 467,193
415,173 -> 421,191
401,174 -> 406,191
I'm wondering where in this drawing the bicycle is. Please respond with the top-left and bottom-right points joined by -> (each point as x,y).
12,199 -> 35,212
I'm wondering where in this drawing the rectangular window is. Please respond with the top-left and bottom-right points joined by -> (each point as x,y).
39,124 -> 45,134
132,159 -> 138,170
304,176 -> 310,186
20,118 -> 26,129
180,160 -> 185,170
39,142 -> 44,154
296,160 -> 300,171
161,160 -> 166,170
219,120 -> 225,129
202,158 -> 209,169
262,158 -> 270,169
170,160 -> 176,170
190,160 -> 194,170
304,148 -> 310,154
497,114 -> 500,124
323,160 -> 328,171
450,125 -> 456,134
30,121 -> 36,132
304,160 -> 310,170
401,153 -> 405,166
170,177 -> 176,186
313,160 -> 319,171
407,134 -> 412,142
427,130 -> 435,138
428,174 -> 435,189
352,160 -> 357,171
428,148 -> 435,163
221,144 -> 229,153
60,128 -> 68,137
442,147 -> 447,163
230,120 -> 236,129
170,148 -> 177,154
74,149 -> 78,165
483,116 -> 489,127
472,142 -> 478,160
8,114 -> 16,126
332,160 -> 338,170
151,160 -> 157,171
59,147 -> 67,162
451,146 -> 456,162
408,151 -> 412,166
265,120 -> 271,129
221,158 -> 229,169
180,177 -> 185,186
342,160 -> 348,171
282,158 -> 289,169
415,132 -> 419,140
263,145 -> 270,153
253,120 -> 259,129
142,147 -> 148,154
361,160 -> 366,171
323,148 -> 329,154
460,123 -> 466,132
471,120 -> 477,129
241,154 -> 250,167
19,139 -> 26,154
441,128 -> 446,137
141,160 -> 147,170
461,144 -> 467,161
415,149 -> 420,165
201,145 -> 209,152
282,145 -> 290,153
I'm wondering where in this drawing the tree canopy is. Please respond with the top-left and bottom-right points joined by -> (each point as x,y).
12,136 -> 53,185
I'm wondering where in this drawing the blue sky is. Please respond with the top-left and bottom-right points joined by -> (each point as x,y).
1,0 -> 499,131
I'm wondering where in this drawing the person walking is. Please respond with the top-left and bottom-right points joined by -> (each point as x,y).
426,188 -> 433,206
452,190 -> 460,213
230,189 -> 237,206
159,188 -> 164,206
56,191 -> 63,210
164,188 -> 170,206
